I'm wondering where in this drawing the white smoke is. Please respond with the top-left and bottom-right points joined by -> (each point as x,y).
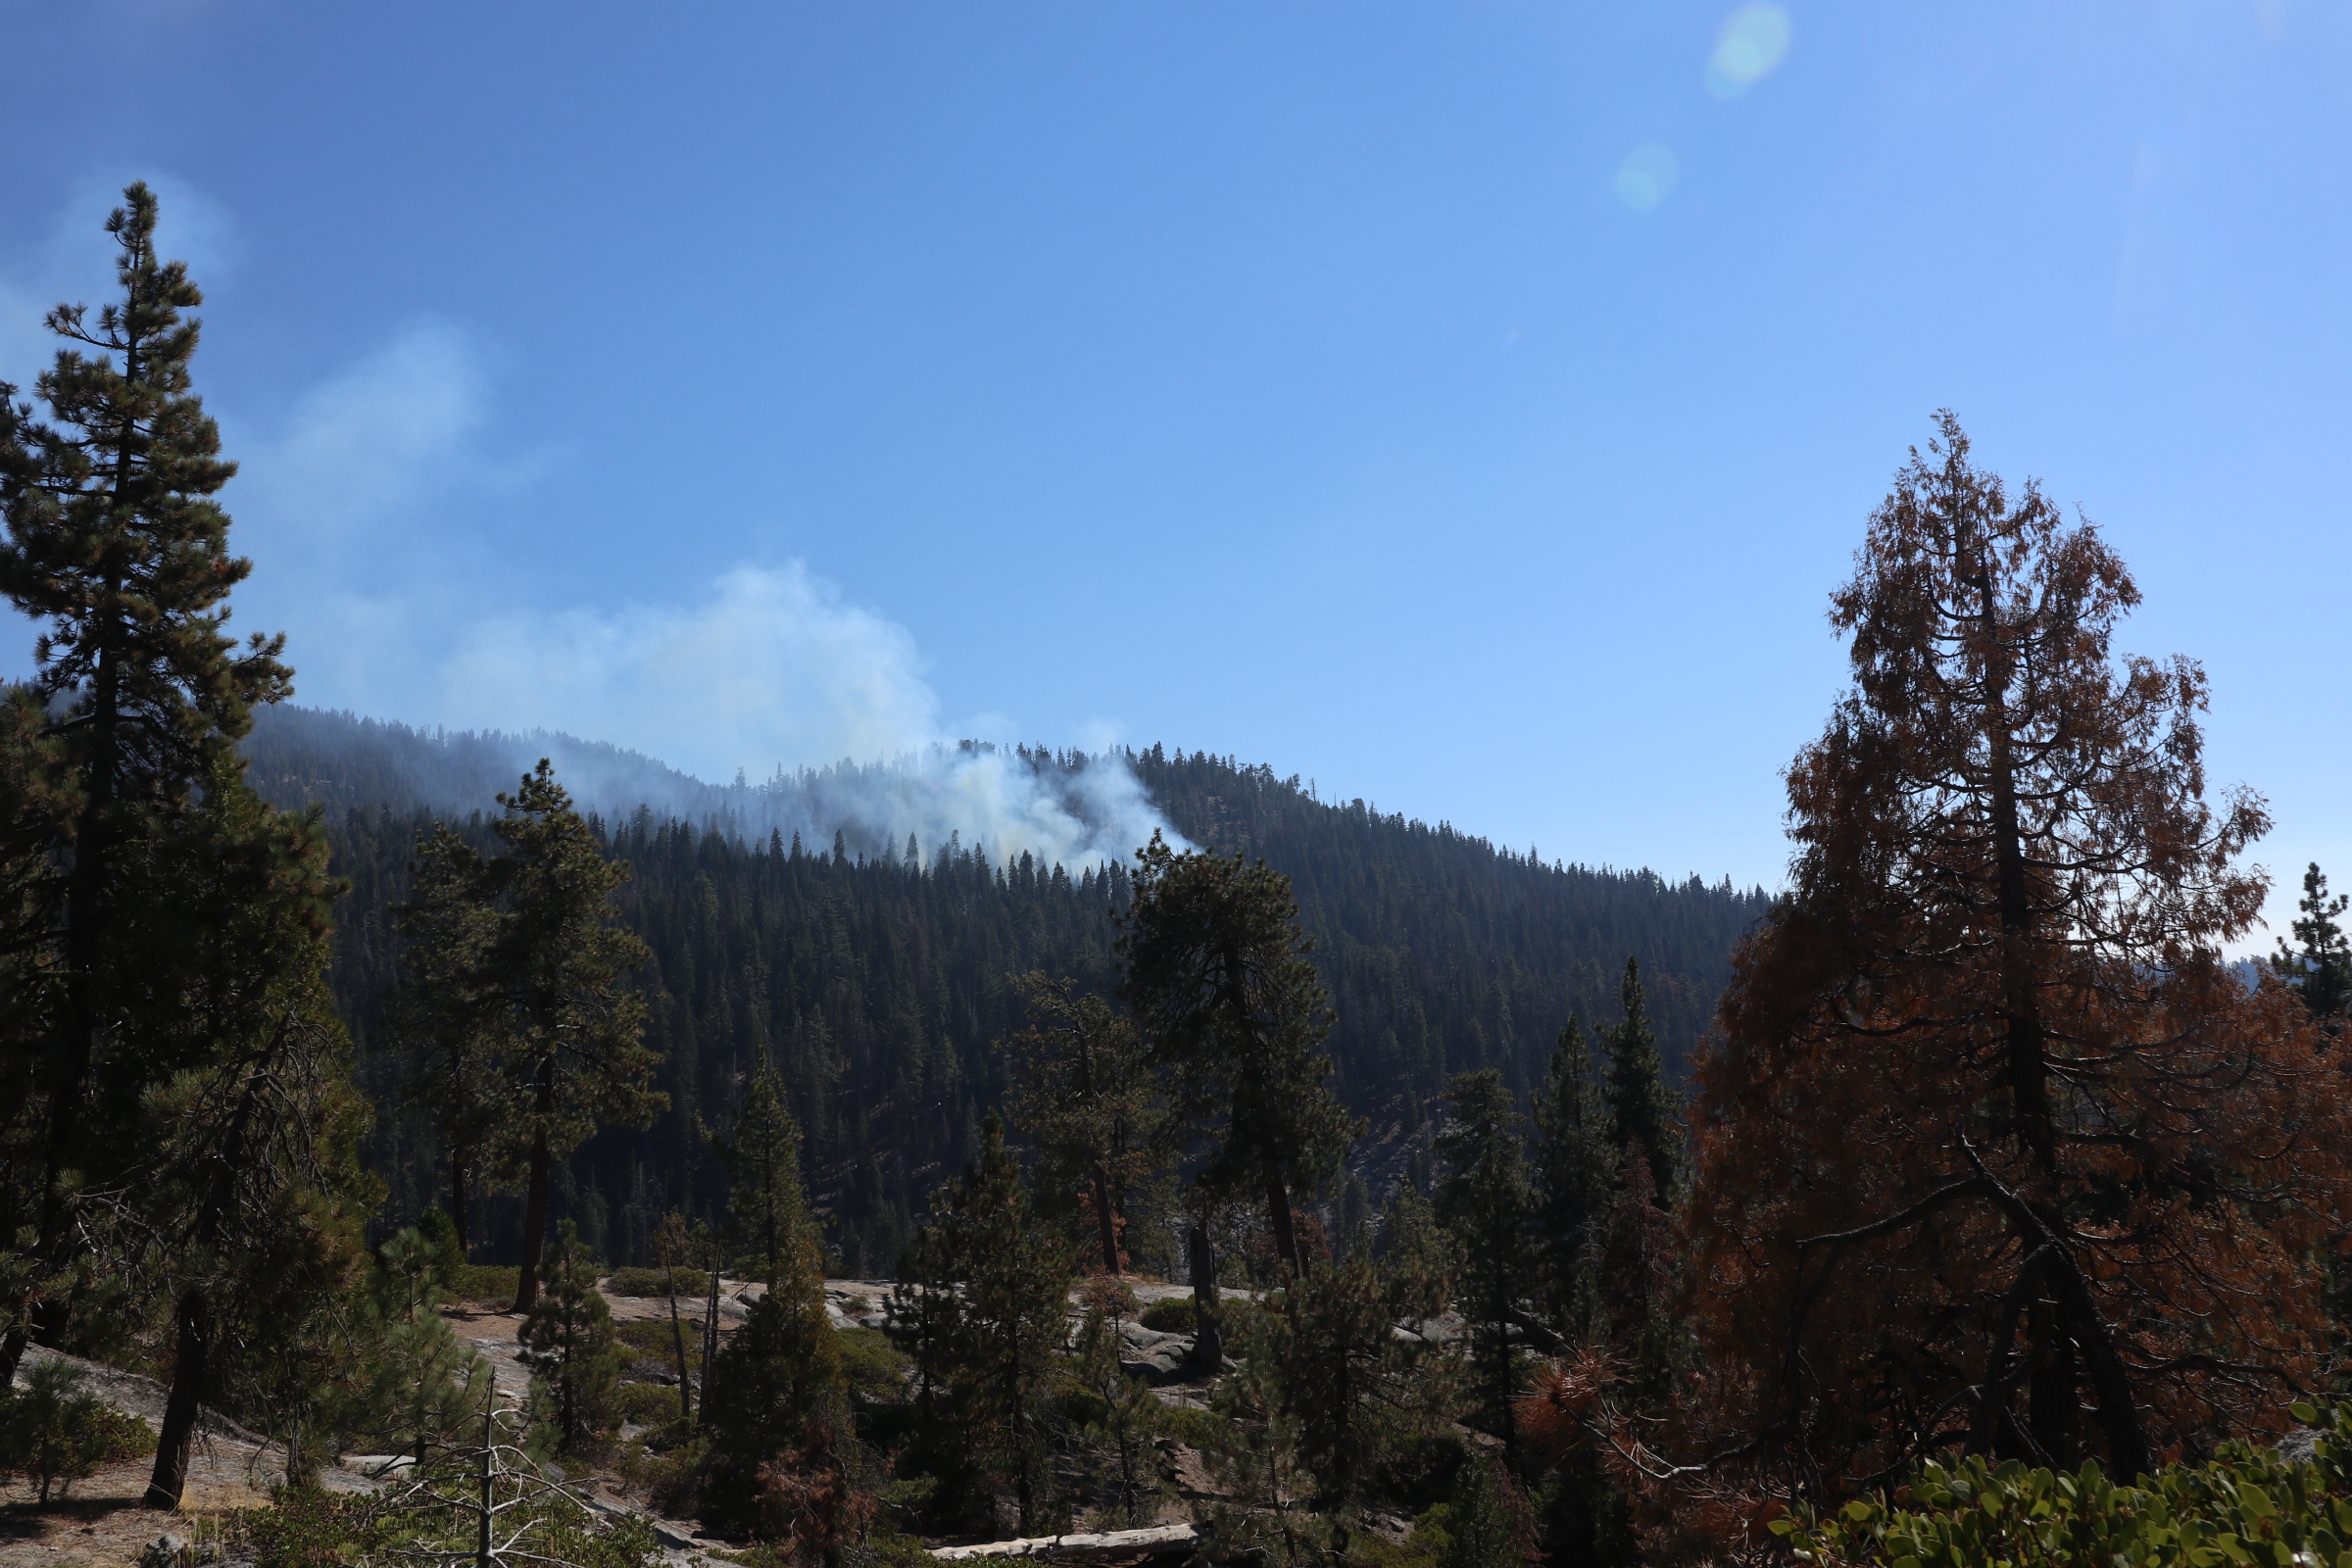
222,336 -> 1180,865
438,564 -> 939,784
2,198 -> 1182,869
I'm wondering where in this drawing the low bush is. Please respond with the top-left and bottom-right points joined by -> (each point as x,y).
613,1317 -> 694,1354
229,1489 -> 387,1568
0,1358 -> 156,1502
607,1267 -> 710,1298
1161,1403 -> 1228,1453
1138,1298 -> 1196,1334
615,1380 -> 689,1427
449,1264 -> 519,1304
837,1328 -> 911,1404
1782,1400 -> 2352,1568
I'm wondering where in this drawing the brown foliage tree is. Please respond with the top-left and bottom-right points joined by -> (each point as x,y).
1679,415 -> 2351,1505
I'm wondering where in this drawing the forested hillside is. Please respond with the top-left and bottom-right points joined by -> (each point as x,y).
248,710 -> 1771,1272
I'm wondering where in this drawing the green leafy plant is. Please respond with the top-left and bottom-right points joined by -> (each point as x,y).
1139,1298 -> 1196,1334
1780,1402 -> 2352,1568
606,1266 -> 710,1298
0,1358 -> 156,1501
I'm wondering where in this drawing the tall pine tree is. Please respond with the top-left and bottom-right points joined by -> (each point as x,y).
1119,834 -> 1355,1278
1433,1068 -> 1534,1453
1599,960 -> 1680,1200
0,181 -> 293,1385
479,761 -> 663,1312
1531,1015 -> 1613,1340
2272,861 -> 2351,1030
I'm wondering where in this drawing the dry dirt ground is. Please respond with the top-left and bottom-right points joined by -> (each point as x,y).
1,1346 -> 280,1568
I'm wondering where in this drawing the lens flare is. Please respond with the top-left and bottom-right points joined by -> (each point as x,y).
1614,144 -> 1679,212
1705,2 -> 1791,99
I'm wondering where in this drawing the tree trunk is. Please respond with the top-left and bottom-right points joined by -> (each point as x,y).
666,1268 -> 693,1423
450,1147 -> 470,1254
700,1253 -> 720,1425
1265,1165 -> 1303,1277
2027,1293 -> 2080,1467
514,1130 -> 551,1314
1090,1164 -> 1121,1275
0,1326 -> 24,1392
145,1289 -> 209,1508
1188,1225 -> 1223,1373
513,1060 -> 557,1313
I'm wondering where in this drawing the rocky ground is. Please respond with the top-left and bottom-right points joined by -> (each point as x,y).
2,1274 -> 1263,1568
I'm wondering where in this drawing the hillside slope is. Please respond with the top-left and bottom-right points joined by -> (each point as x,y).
247,708 -> 1771,1271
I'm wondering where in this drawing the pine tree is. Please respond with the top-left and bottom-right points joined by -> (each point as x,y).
1259,1247 -> 1449,1544
365,1225 -> 492,1463
119,761 -> 372,1507
0,181 -> 292,1387
1530,1016 -> 1613,1340
650,1209 -> 696,1424
1434,1068 -> 1534,1453
2272,861 -> 2351,1030
892,1114 -> 1073,1534
702,1060 -> 845,1527
1068,1278 -> 1168,1528
1685,416 -> 2337,1497
480,761 -> 663,1313
717,1057 -> 815,1294
1003,971 -> 1165,1274
1119,833 -> 1356,1278
1599,960 -> 1679,1200
386,825 -> 503,1253
518,1219 -> 621,1453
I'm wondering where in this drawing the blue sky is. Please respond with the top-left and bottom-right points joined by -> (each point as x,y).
2,0 -> 2346,941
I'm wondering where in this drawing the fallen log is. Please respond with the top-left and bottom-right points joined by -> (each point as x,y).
931,1524 -> 1198,1564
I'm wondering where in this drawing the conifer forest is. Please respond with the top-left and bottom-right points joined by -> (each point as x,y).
5,188 -> 2350,1568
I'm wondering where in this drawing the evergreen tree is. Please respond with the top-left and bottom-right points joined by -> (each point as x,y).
1378,1176 -> 1456,1293
364,1224 -> 492,1463
480,761 -> 664,1312
2272,861 -> 2352,1029
1004,972 -> 1165,1275
0,181 -> 292,1387
1119,834 -> 1356,1277
1442,1454 -> 1535,1568
702,1061 -> 845,1527
717,1056 -> 814,1293
118,762 -> 373,1507
887,1222 -> 980,1521
1434,1069 -> 1534,1453
518,1219 -> 621,1453
891,1115 -> 1074,1534
1530,1016 -> 1613,1340
1599,959 -> 1680,1200
1259,1248 -> 1449,1545
386,825 -> 504,1253
1068,1278 -> 1168,1528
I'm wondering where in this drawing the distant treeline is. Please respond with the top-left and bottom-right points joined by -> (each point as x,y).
253,717 -> 1771,1273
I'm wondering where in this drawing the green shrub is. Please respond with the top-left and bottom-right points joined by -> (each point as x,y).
0,1358 -> 156,1501
867,1531 -> 944,1568
615,1379 -> 689,1426
606,1266 -> 710,1298
837,1326 -> 910,1403
1783,1400 -> 2352,1568
613,1316 -> 693,1354
1139,1298 -> 1196,1334
229,1489 -> 386,1568
1162,1403 -> 1228,1452
450,1263 -> 519,1303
